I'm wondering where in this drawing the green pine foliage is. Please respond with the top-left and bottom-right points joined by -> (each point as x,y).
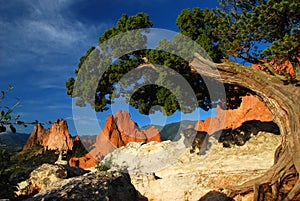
95,161 -> 110,172
217,0 -> 299,65
66,1 -> 299,116
0,86 -> 20,133
176,8 -> 225,63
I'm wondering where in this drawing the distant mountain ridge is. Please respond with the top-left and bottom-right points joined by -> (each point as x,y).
0,132 -> 29,152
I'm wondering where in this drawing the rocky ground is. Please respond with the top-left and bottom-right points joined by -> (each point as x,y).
6,95 -> 283,200
14,129 -> 280,201
16,163 -> 147,201
103,130 -> 281,201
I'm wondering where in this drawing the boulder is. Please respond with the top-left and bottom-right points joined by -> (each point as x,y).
17,165 -> 145,201
101,129 -> 281,201
101,129 -> 209,173
16,164 -> 68,198
68,153 -> 98,170
23,119 -> 73,151
15,163 -> 89,199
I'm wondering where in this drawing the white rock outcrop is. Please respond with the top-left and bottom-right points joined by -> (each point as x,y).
102,130 -> 281,201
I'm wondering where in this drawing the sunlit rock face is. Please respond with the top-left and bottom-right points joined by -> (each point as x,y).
16,164 -> 140,201
111,110 -> 162,144
102,124 -> 280,201
69,111 -> 162,169
68,153 -> 98,170
252,58 -> 297,79
16,164 -> 68,198
195,94 -> 273,135
23,119 -> 73,151
91,110 -> 162,159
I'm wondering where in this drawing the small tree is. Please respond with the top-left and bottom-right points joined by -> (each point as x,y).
0,86 -> 43,133
0,86 -> 20,133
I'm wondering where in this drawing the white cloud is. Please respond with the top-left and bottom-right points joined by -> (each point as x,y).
36,83 -> 66,90
46,104 -> 71,110
33,68 -> 71,89
26,20 -> 78,45
0,0 -> 106,67
0,0 -> 109,95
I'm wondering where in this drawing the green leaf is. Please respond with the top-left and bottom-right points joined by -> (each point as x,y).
4,113 -> 11,121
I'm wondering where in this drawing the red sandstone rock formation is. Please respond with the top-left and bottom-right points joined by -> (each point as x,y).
113,111 -> 161,144
70,111 -> 162,169
68,153 -> 98,169
252,59 -> 297,78
90,110 -> 161,160
23,119 -> 73,151
196,94 -> 273,135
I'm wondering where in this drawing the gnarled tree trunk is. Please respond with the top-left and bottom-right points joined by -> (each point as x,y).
190,54 -> 300,201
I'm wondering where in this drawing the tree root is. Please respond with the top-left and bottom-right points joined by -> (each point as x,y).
225,139 -> 299,200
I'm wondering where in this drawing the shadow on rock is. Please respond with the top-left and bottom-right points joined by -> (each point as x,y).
216,120 -> 280,148
16,163 -> 148,201
181,128 -> 210,155
199,191 -> 233,201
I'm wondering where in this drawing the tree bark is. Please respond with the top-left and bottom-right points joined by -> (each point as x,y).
190,54 -> 300,200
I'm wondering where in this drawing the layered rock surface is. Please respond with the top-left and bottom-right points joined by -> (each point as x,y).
102,127 -> 281,201
16,164 -> 68,198
196,94 -> 273,135
69,111 -> 162,169
16,164 -> 144,201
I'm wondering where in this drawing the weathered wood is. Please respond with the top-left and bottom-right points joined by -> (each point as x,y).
190,54 -> 300,200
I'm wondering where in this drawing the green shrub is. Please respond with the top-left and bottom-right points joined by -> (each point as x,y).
95,161 -> 110,171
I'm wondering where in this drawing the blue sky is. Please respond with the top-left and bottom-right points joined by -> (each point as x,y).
0,0 -> 219,136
